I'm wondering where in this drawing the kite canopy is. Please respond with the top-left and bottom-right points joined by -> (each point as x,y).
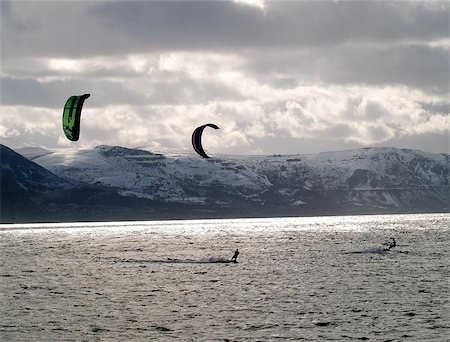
62,94 -> 90,141
191,123 -> 219,158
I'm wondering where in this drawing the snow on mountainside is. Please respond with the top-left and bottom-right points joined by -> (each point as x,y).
13,147 -> 53,161
2,145 -> 164,223
2,145 -> 73,194
20,145 -> 449,213
19,146 -> 271,204
259,147 -> 449,191
1,144 -> 74,221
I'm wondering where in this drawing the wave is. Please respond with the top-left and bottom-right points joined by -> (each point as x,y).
102,257 -> 237,264
353,247 -> 389,254
164,257 -> 236,264
341,247 -> 391,254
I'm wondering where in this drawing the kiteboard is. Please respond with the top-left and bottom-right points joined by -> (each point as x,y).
210,259 -> 237,264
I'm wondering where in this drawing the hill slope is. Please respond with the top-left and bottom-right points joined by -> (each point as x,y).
14,145 -> 449,221
1,145 -> 167,223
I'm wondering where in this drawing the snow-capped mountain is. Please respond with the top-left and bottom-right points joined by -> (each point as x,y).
2,145 -> 73,194
17,145 -> 449,217
1,145 -> 148,223
1,144 -> 73,221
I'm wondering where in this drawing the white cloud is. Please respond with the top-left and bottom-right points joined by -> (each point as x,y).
1,1 -> 448,154
234,0 -> 266,11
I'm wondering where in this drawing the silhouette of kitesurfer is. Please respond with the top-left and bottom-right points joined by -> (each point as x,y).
387,238 -> 396,250
383,237 -> 396,251
231,249 -> 239,262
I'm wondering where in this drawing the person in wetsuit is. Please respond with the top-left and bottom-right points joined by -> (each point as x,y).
231,249 -> 239,262
387,237 -> 396,250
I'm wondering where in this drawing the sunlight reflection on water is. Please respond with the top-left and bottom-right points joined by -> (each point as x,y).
2,213 -> 447,234
1,213 -> 449,341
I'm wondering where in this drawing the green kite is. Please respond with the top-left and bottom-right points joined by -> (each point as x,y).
62,94 -> 90,141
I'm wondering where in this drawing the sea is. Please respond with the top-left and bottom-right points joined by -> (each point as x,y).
0,213 -> 449,341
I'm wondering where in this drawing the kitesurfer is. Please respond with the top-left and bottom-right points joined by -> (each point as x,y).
383,237 -> 396,251
231,249 -> 239,262
387,238 -> 396,250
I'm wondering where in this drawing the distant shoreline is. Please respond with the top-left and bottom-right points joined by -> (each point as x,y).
2,208 -> 448,226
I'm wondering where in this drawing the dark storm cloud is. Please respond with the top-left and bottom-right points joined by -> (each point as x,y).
89,1 -> 447,50
1,1 -> 448,93
243,43 -> 449,94
1,1 -> 448,153
321,44 -> 449,94
420,102 -> 450,114
2,1 -> 448,59
1,74 -> 243,107
0,77 -> 146,107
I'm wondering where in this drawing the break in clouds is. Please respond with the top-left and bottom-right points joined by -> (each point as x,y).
1,1 -> 449,154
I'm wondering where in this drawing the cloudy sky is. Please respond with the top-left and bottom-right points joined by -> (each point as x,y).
1,0 -> 449,155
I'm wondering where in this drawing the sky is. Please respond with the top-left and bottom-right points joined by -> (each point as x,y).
1,0 -> 449,155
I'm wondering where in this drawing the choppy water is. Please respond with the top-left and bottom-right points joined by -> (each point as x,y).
1,214 -> 449,341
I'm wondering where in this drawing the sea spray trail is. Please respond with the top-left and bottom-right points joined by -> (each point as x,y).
348,247 -> 390,254
1,213 -> 449,341
99,257 -> 238,264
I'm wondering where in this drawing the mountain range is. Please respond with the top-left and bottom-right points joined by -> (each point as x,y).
1,144 -> 448,223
